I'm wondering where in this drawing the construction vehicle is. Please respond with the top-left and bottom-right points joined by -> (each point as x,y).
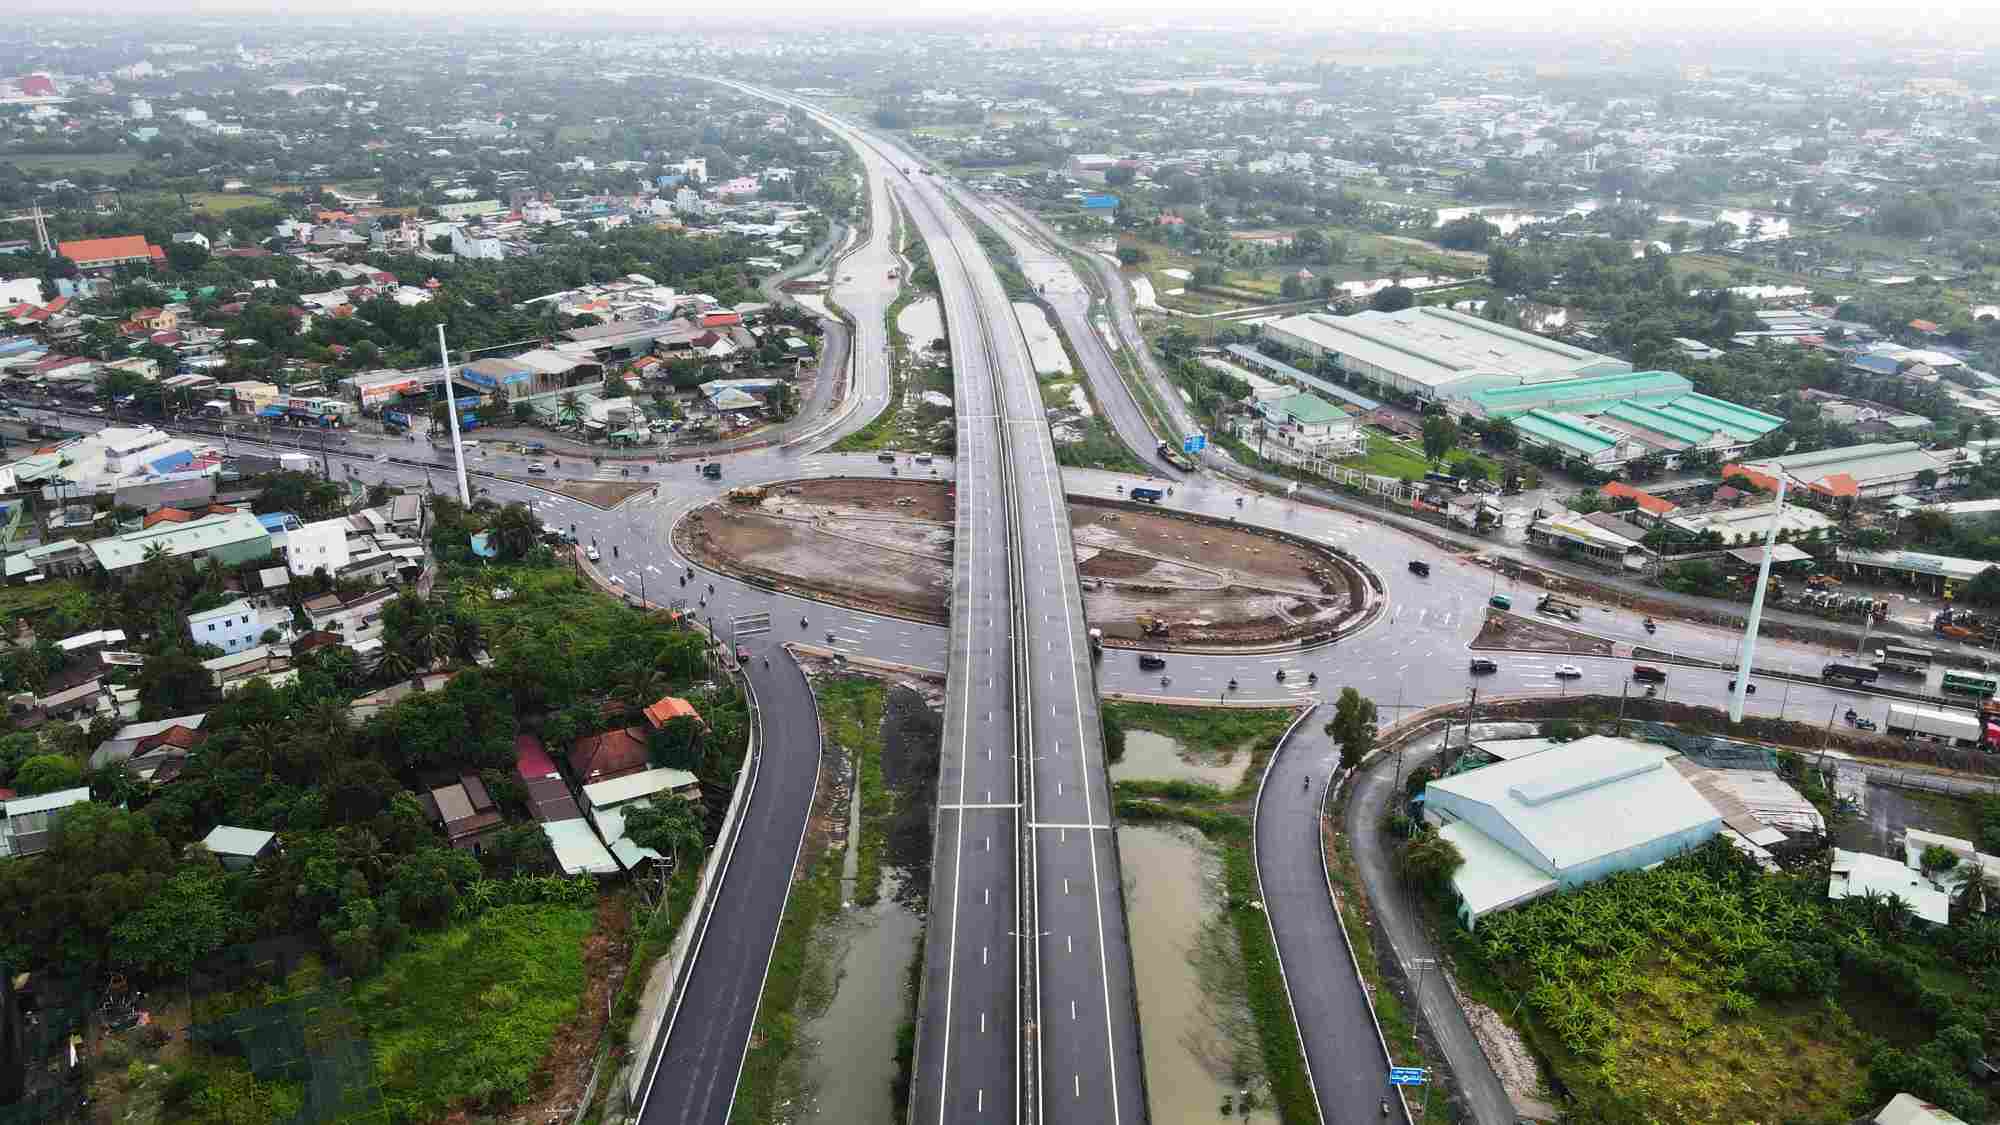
1537,592 -> 1582,622
1135,614 -> 1170,638
727,486 -> 768,504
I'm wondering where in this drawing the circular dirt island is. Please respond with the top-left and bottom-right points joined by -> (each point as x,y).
674,477 -> 1378,651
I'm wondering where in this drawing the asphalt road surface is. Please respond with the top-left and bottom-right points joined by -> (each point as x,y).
1257,714 -> 1419,1123
632,650 -> 822,1125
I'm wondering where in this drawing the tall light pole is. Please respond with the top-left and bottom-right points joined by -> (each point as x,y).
1731,474 -> 1788,723
436,325 -> 471,505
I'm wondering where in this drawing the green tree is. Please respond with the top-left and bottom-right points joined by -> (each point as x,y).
1325,687 -> 1379,770
1400,826 -> 1465,891
1421,414 -> 1459,465
622,795 -> 707,870
1370,284 -> 1415,312
12,753 -> 82,794
110,864 -> 243,977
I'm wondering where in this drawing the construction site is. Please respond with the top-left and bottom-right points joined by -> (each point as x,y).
675,478 -> 1372,649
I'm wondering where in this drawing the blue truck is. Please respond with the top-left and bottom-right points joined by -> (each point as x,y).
1130,486 -> 1165,503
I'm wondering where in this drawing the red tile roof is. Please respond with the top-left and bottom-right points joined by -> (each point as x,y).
568,726 -> 651,783
1721,464 -> 1779,493
1809,472 -> 1861,499
143,508 -> 194,528
1598,481 -> 1677,516
643,695 -> 701,730
57,235 -> 153,263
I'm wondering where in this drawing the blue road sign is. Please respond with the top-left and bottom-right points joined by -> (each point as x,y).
1388,1066 -> 1429,1086
1182,432 -> 1207,455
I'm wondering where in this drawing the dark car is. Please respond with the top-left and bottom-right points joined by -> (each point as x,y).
1469,657 -> 1498,675
1632,665 -> 1668,683
1408,560 -> 1431,577
1138,654 -> 1166,671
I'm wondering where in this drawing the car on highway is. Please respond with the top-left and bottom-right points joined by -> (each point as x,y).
1728,679 -> 1757,694
1488,594 -> 1512,610
1469,657 -> 1498,675
527,463 -> 547,474
1408,560 -> 1430,577
1137,654 -> 1166,671
1554,664 -> 1583,679
878,451 -> 897,463
585,545 -> 601,562
1632,665 -> 1668,683
88,405 -> 104,414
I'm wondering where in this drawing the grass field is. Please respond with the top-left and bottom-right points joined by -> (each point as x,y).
0,578 -> 94,634
554,124 -> 611,144
0,152 -> 142,175
355,902 -> 595,1120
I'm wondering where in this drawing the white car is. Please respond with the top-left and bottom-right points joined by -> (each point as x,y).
88,405 -> 105,414
1554,664 -> 1583,679
585,545 -> 601,562
527,463 -> 547,474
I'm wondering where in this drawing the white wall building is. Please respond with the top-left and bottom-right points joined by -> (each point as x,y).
187,597 -> 288,653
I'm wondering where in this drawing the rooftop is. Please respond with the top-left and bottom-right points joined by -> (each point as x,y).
1266,305 -> 1617,389
1267,391 -> 1349,426
87,510 -> 270,572
202,825 -> 276,857
1829,848 -> 1950,925
1426,736 -> 1719,874
582,766 -> 700,810
1743,441 -> 1955,488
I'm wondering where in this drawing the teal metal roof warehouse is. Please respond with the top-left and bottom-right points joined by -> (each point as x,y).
1457,370 -> 1783,469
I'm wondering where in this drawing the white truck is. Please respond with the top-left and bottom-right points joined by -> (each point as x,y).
1885,703 -> 1984,747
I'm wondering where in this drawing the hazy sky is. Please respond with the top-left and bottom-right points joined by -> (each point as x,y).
57,0 -> 2000,35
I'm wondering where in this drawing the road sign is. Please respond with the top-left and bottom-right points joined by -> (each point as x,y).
1181,432 -> 1207,455
1388,1066 -> 1429,1087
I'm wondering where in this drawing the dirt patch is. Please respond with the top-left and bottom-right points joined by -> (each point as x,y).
1451,982 -> 1550,1111
554,479 -> 656,509
763,476 -> 955,523
517,894 -> 632,1124
681,482 -> 1372,649
1470,610 -> 1616,657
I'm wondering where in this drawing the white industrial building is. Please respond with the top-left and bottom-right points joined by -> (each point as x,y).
1735,441 -> 1968,501
1259,305 -> 1630,402
1422,736 -> 1723,929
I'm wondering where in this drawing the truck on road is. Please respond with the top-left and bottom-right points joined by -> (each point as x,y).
1537,592 -> 1582,622
1130,486 -> 1165,503
1156,441 -> 1197,473
1885,704 -> 1985,747
1823,663 -> 1880,687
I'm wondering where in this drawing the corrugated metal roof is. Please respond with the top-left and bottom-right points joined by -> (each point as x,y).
542,819 -> 620,875
1513,410 -> 1617,454
583,767 -> 699,809
1426,736 -> 1719,873
202,825 -> 275,856
1441,819 -> 1558,919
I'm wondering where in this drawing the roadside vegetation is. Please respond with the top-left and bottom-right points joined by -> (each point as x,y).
1406,830 -> 1998,1124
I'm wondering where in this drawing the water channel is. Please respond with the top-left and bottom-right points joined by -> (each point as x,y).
798,769 -> 923,1123
1121,824 -> 1277,1124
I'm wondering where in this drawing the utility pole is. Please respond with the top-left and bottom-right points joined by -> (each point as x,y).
1731,474 -> 1788,723
1616,679 -> 1628,736
435,325 -> 470,506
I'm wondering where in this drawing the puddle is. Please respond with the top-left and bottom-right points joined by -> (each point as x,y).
1012,301 -> 1071,375
897,296 -> 943,349
1120,825 -> 1277,1125
799,865 -> 923,1124
1111,728 -> 1254,789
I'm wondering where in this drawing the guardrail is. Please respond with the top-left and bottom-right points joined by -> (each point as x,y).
622,621 -> 765,1114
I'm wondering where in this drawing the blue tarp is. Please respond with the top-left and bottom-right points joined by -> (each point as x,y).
468,532 -> 497,559
1850,354 -> 1902,376
148,450 -> 194,473
256,512 -> 301,533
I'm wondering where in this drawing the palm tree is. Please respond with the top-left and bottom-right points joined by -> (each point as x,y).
490,503 -> 541,560
557,391 -> 583,438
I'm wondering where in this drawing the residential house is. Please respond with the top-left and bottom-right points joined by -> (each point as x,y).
423,774 -> 505,851
569,726 -> 651,785
0,787 -> 90,858
581,767 -> 703,871
202,825 -> 277,870
187,597 -> 288,653
87,510 -> 273,576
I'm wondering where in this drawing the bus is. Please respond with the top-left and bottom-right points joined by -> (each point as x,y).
1940,670 -> 1999,698
1876,645 -> 1936,677
1823,663 -> 1879,686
